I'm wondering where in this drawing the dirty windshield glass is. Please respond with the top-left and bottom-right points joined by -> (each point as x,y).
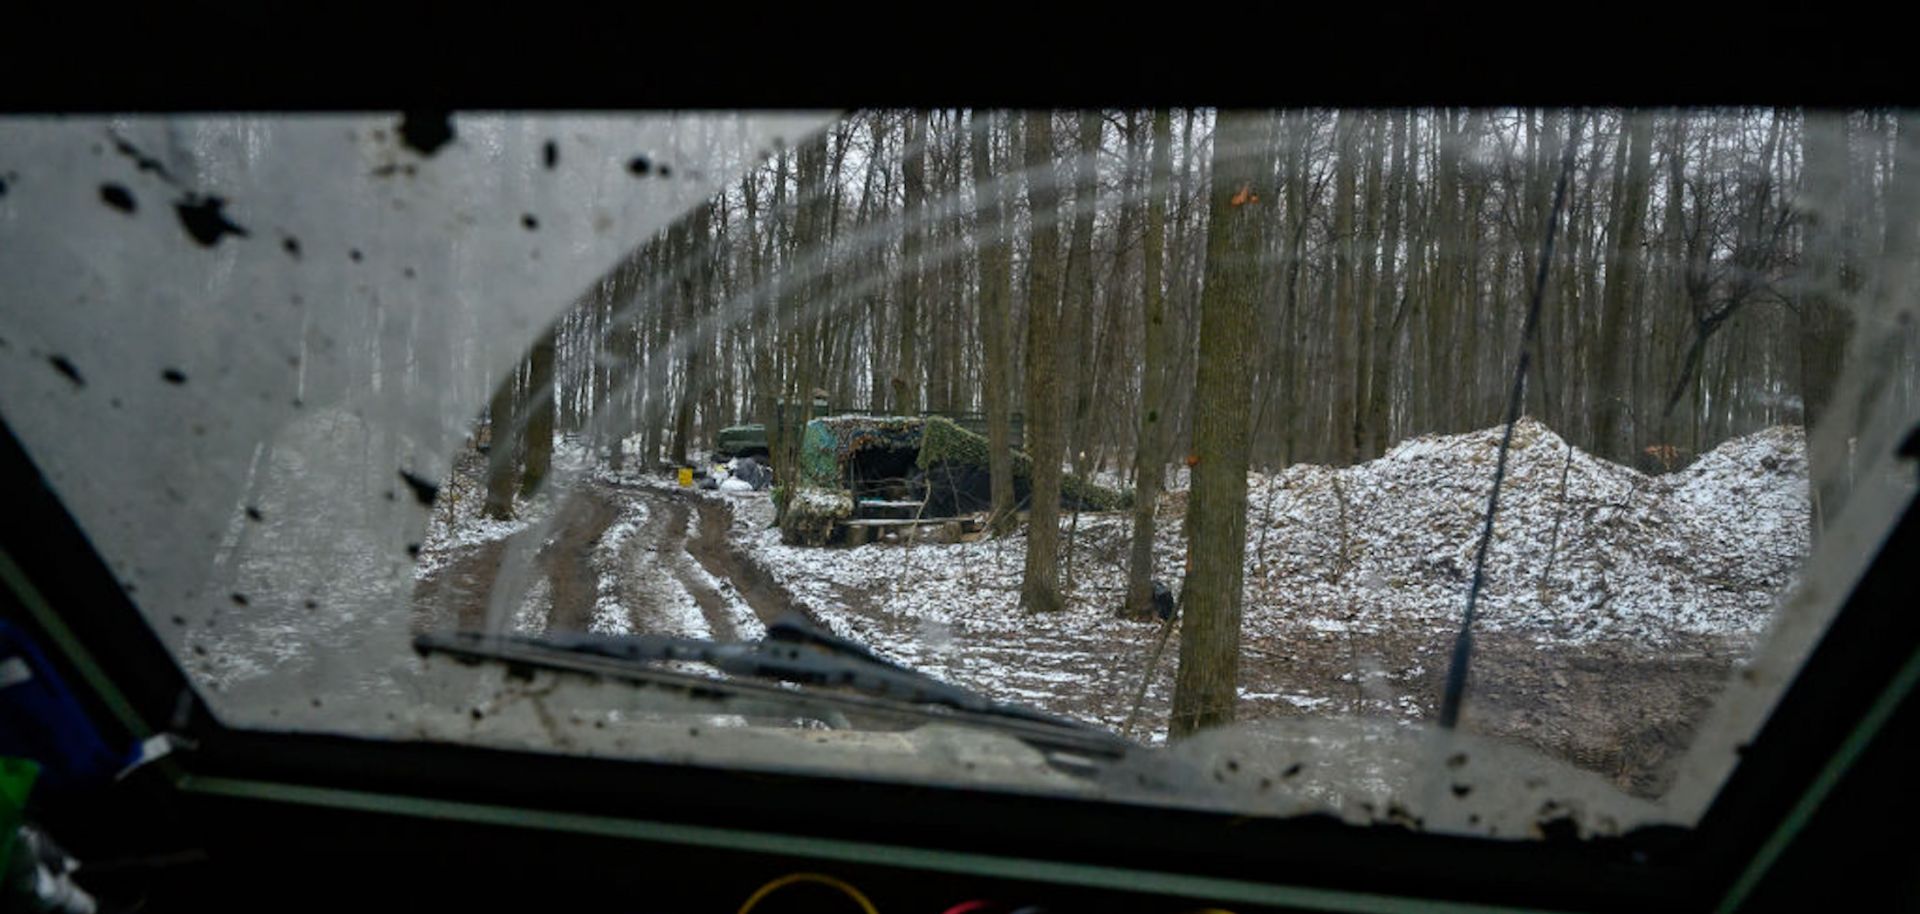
1,109 -> 1915,840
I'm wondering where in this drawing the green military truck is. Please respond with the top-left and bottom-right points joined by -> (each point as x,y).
712,396 -> 828,460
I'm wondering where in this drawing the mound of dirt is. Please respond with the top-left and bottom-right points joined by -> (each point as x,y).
1240,417 -> 1809,648
736,418 -> 1810,796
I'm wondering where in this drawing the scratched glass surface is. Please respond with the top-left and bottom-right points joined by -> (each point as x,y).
1,110 -> 1913,838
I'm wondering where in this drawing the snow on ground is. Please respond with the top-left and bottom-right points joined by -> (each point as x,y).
648,504 -> 716,642
601,461 -> 769,642
728,489 -> 1192,741
1236,418 -> 1808,647
723,419 -> 1810,748
590,507 -> 646,636
413,514 -> 530,582
413,448 -> 552,583
679,550 -> 768,641
515,578 -> 552,634
414,436 -> 598,583
395,420 -> 1807,790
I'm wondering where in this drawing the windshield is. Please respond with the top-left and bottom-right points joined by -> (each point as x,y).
1,109 -> 1914,840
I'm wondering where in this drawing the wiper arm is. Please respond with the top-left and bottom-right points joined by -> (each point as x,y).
525,614 -> 968,704
412,613 -> 1132,759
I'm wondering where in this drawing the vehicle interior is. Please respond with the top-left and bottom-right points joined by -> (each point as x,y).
2,65 -> 1918,914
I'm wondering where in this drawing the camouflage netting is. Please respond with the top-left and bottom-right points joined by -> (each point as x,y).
783,416 -> 919,545
780,485 -> 853,546
917,416 -> 1131,511
797,415 -> 925,488
780,415 -> 1132,545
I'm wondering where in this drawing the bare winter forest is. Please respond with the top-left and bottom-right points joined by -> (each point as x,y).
392,108 -> 1918,782
462,110 -> 1914,476
53,108 -> 1902,800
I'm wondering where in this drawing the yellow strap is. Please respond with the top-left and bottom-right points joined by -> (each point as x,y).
737,871 -> 880,914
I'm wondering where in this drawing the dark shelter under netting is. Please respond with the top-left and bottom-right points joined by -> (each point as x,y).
780,416 -> 1129,545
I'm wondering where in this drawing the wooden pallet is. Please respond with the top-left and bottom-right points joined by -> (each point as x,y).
840,513 -> 987,545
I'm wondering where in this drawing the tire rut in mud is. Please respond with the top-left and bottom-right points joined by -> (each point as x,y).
655,499 -> 739,641
648,488 -> 815,636
412,481 -> 807,642
612,497 -> 671,633
410,536 -> 510,634
681,493 -> 808,628
536,491 -> 619,632
411,485 -> 618,635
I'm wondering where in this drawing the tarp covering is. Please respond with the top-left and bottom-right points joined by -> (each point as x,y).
780,415 -> 1129,545
918,417 -> 1129,512
798,416 -> 926,489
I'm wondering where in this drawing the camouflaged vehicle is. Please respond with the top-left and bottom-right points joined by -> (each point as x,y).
714,401 -> 1025,459
778,414 -> 1123,546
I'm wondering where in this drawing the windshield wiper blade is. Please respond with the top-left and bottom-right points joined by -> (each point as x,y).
412,613 -> 1132,758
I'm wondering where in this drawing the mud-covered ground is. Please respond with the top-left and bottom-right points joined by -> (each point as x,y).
412,472 -> 791,642
707,491 -> 1743,798
412,420 -> 1806,799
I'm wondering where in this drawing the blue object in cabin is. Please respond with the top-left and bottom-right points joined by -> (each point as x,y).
0,619 -> 138,795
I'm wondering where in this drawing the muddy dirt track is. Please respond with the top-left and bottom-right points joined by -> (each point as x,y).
412,476 -> 1735,797
411,482 -> 800,639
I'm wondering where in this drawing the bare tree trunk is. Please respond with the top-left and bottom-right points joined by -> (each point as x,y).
1423,110 -> 1461,434
1654,115 -> 1689,455
970,110 -> 1018,535
671,209 -> 709,467
1331,111 -> 1360,465
483,358 -> 518,520
1364,109 -> 1407,457
1169,110 -> 1265,739
1125,108 -> 1173,620
1279,111 -> 1310,464
930,112 -> 964,415
603,261 -> 642,473
1860,113 -> 1920,444
896,111 -> 927,413
1525,110 -> 1559,428
1021,111 -> 1067,614
1165,110 -> 1201,461
1064,111 -> 1102,473
519,325 -> 557,497
765,148 -> 799,521
1401,113 -> 1432,447
1354,112 -> 1384,461
1592,113 -> 1654,464
1456,111 -> 1489,427
1799,111 -> 1855,538
863,115 -> 894,412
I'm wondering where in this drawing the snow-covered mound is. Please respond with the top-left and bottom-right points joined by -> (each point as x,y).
1244,418 -> 1808,646
728,418 -> 1809,751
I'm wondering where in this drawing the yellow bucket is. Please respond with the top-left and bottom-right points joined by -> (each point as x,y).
677,467 -> 693,487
